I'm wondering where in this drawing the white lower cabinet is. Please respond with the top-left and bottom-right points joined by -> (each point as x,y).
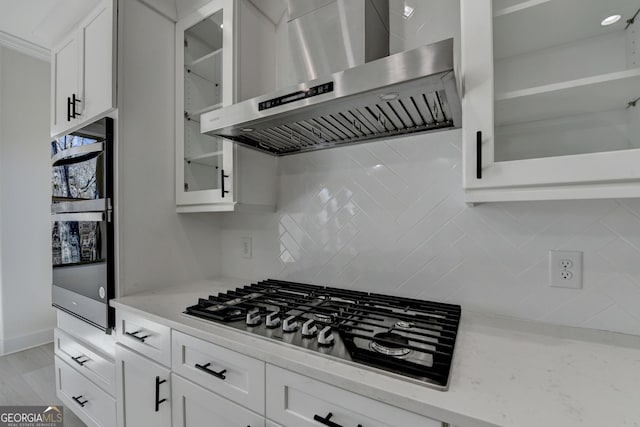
171,373 -> 265,427
266,365 -> 441,427
55,356 -> 116,427
116,344 -> 171,427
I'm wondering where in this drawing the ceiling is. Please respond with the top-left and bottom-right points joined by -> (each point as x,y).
0,0 -> 99,61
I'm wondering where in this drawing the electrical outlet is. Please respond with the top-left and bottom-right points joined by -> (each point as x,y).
549,250 -> 582,289
241,237 -> 252,259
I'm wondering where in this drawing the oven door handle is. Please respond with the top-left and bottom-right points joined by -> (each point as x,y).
51,142 -> 104,167
51,212 -> 105,222
313,412 -> 362,427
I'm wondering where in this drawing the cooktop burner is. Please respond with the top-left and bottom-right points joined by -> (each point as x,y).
184,279 -> 461,390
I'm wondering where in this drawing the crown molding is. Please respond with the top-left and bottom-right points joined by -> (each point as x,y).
0,30 -> 50,62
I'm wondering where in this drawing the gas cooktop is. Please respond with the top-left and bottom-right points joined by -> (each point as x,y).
184,279 -> 461,390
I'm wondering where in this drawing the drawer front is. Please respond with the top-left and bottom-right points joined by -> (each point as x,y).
172,374 -> 265,427
172,331 -> 265,415
116,310 -> 171,367
54,328 -> 115,395
55,356 -> 116,427
266,365 -> 442,427
57,310 -> 116,358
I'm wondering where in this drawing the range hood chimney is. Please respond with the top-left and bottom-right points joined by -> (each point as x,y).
201,3 -> 461,156
286,0 -> 389,85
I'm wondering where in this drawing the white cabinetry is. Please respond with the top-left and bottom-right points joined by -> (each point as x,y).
115,344 -> 171,427
266,365 -> 441,427
172,374 -> 265,427
461,0 -> 640,202
175,0 -> 277,213
50,0 -> 116,137
54,311 -> 117,427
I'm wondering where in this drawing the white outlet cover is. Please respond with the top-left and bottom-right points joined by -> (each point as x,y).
549,250 -> 582,289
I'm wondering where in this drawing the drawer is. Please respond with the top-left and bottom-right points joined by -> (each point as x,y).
172,374 -> 265,427
116,310 -> 171,366
172,331 -> 265,415
266,365 -> 442,427
57,310 -> 116,358
55,356 -> 116,427
54,328 -> 115,395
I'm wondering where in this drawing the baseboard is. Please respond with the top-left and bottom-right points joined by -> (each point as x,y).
0,328 -> 54,356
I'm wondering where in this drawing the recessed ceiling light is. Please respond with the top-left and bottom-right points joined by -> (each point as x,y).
241,128 -> 254,132
379,92 -> 399,101
601,14 -> 621,26
403,4 -> 415,19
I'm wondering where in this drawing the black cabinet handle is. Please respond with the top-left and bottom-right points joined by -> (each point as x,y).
71,93 -> 82,118
154,376 -> 167,412
195,362 -> 227,380
67,96 -> 72,122
124,330 -> 149,342
71,355 -> 88,366
313,412 -> 362,427
221,169 -> 229,198
476,130 -> 482,180
72,395 -> 88,407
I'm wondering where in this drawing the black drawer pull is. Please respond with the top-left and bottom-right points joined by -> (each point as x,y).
195,362 -> 227,380
155,376 -> 167,412
313,412 -> 362,427
67,96 -> 72,122
72,395 -> 88,407
125,330 -> 149,342
476,130 -> 483,180
221,169 -> 229,198
71,93 -> 81,118
71,355 -> 88,366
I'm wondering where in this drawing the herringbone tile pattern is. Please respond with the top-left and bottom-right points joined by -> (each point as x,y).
221,129 -> 640,336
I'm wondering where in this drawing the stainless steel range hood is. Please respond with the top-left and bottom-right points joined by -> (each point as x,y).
201,0 -> 461,156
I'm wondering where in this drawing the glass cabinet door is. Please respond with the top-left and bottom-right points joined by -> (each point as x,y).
176,0 -> 234,207
462,0 -> 640,199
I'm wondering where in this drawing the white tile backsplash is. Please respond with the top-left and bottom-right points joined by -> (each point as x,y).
220,129 -> 640,336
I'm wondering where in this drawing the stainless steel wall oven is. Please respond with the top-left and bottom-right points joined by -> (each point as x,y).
51,117 -> 115,331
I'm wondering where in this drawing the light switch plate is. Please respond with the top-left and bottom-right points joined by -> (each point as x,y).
241,237 -> 252,259
549,250 -> 582,289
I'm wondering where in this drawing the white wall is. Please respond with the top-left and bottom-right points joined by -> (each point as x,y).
117,0 -> 222,296
219,129 -> 640,336
0,46 -> 55,354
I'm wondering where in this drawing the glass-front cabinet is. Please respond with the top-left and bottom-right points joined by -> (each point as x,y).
462,0 -> 640,202
175,0 -> 235,210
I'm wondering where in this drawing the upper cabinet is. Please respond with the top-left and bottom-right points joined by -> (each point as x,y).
461,0 -> 640,202
51,0 -> 116,138
175,0 -> 277,212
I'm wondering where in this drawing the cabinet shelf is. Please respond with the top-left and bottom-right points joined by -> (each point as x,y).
493,0 -> 638,59
185,103 -> 222,120
185,150 -> 223,166
495,68 -> 640,126
187,48 -> 222,84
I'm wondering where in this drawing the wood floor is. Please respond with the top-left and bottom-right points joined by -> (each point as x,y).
0,343 -> 86,426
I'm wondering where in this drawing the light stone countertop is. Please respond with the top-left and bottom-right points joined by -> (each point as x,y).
111,278 -> 640,427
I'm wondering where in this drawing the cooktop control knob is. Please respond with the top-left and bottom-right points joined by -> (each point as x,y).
246,309 -> 261,326
301,319 -> 317,337
266,311 -> 281,328
317,326 -> 335,346
282,315 -> 299,332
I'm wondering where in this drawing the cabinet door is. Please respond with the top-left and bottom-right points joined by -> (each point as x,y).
172,374 -> 265,427
461,0 -> 640,202
116,344 -> 171,427
175,0 -> 236,208
51,31 -> 80,136
78,0 -> 116,123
